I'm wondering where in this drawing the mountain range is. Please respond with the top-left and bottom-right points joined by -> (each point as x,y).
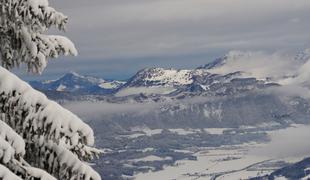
30,51 -> 279,97
29,50 -> 310,129
30,71 -> 125,95
29,49 -> 310,180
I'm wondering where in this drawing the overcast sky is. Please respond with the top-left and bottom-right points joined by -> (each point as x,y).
17,0 -> 310,81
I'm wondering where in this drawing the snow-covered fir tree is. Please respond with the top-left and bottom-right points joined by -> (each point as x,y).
0,0 -> 101,179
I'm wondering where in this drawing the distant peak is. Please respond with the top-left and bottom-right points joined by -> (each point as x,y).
66,71 -> 83,77
138,67 -> 166,73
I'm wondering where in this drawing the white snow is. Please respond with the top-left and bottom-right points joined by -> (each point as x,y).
0,66 -> 101,179
0,0 -> 101,178
120,127 -> 163,139
275,176 -> 288,180
131,127 -> 163,136
0,164 -> 22,180
0,121 -> 25,156
121,133 -> 145,139
0,137 -> 15,163
24,167 -> 56,180
141,148 -> 155,153
135,143 -> 270,180
99,81 -> 125,89
169,128 -> 200,135
42,140 -> 101,180
130,155 -> 172,163
204,128 -> 230,135
135,125 -> 310,180
49,35 -> 78,56
0,66 -> 94,146
144,68 -> 194,86
56,84 -> 66,91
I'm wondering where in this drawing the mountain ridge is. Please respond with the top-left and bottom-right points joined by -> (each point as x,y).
29,71 -> 126,94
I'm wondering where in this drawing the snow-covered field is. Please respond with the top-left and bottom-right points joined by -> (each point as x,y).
134,125 -> 310,180
121,128 -> 233,138
129,155 -> 172,163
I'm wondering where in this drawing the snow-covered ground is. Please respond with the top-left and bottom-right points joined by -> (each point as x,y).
134,125 -> 310,180
121,128 -> 233,138
204,128 -> 231,135
119,126 -> 163,139
168,128 -> 231,135
168,128 -> 200,135
129,155 -> 172,163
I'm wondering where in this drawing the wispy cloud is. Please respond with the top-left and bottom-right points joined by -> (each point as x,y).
207,51 -> 300,80
251,125 -> 310,158
55,0 -> 310,60
63,101 -> 161,121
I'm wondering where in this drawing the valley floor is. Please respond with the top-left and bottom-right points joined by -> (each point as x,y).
134,124 -> 310,180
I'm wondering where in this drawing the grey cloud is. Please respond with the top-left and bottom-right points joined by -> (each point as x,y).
63,101 -> 161,121
49,0 -> 310,60
250,125 -> 310,158
19,0 -> 310,80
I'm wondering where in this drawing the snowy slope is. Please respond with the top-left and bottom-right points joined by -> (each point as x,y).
30,49 -> 310,98
124,68 -> 197,87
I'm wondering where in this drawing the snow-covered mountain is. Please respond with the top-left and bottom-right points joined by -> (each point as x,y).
115,55 -> 278,97
29,50 -> 310,180
31,54 -> 278,98
124,67 -> 198,87
30,72 -> 125,94
114,68 -> 209,96
30,50 -> 310,98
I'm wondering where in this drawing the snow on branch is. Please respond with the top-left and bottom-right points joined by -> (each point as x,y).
0,120 -> 25,156
0,164 -> 22,180
0,66 -> 94,146
0,66 -> 101,179
0,137 -> 15,164
0,0 -> 77,73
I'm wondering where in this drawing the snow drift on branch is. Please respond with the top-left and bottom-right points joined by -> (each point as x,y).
0,0 -> 77,74
0,66 -> 101,180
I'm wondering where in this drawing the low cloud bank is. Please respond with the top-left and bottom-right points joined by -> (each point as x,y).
208,49 -> 310,98
63,97 -> 212,121
64,101 -> 161,121
208,51 -> 300,81
251,125 -> 310,158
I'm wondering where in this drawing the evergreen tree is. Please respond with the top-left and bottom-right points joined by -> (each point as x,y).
0,0 -> 101,179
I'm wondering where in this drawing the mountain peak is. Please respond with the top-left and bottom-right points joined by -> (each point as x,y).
67,71 -> 82,77
30,72 -> 125,94
61,71 -> 85,79
125,67 -> 195,88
